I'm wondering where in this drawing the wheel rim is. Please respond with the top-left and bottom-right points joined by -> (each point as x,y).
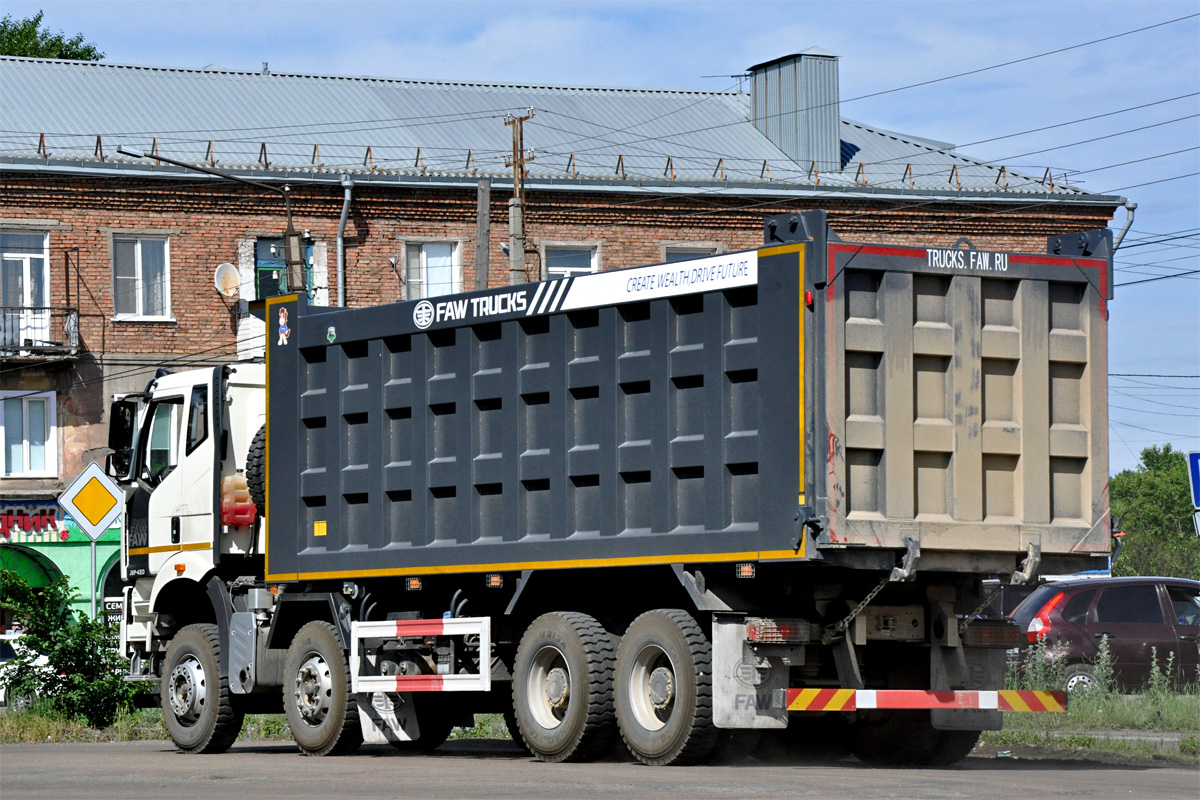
1065,672 -> 1096,693
293,652 -> 334,726
526,645 -> 571,729
168,655 -> 207,725
627,644 -> 675,732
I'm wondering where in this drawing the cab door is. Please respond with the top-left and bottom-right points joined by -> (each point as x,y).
137,396 -> 184,576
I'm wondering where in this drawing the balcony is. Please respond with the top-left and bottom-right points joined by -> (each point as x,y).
1,306 -> 80,361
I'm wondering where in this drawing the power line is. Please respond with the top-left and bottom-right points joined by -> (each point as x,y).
1111,373 -> 1200,378
1115,268 -> 1200,287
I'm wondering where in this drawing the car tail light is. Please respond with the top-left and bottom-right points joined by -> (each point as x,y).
1026,591 -> 1065,642
746,617 -> 811,643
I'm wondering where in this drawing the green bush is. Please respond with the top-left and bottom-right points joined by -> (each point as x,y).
0,569 -> 149,727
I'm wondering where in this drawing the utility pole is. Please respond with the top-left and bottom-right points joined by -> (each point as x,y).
504,109 -> 534,285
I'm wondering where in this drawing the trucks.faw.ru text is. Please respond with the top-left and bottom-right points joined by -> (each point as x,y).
109,212 -> 1110,765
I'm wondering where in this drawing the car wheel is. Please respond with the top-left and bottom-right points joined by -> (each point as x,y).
1064,664 -> 1099,694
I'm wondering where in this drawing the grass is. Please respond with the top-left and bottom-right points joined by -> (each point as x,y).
980,729 -> 1200,764
1001,689 -> 1200,733
0,704 -> 293,745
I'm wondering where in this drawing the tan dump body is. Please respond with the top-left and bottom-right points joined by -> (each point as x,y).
811,239 -> 1109,570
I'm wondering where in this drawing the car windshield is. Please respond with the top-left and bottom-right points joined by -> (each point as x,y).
1009,585 -> 1060,626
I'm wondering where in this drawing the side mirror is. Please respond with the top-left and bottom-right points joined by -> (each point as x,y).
107,399 -> 139,480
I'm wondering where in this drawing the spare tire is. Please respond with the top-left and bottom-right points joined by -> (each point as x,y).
246,424 -> 266,516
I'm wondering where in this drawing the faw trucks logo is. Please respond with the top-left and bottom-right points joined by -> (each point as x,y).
413,291 -> 529,330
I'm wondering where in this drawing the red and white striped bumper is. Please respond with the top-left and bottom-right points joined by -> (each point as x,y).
785,688 -> 1066,712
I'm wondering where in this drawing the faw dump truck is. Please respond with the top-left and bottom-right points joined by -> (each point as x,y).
109,211 -> 1110,765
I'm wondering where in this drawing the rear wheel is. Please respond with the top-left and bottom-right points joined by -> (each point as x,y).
1065,664 -> 1099,694
614,609 -> 717,766
512,612 -> 616,762
285,621 -> 362,756
161,623 -> 244,754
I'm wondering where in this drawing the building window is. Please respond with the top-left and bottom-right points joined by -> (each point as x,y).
661,243 -> 723,263
1,391 -> 56,478
1,231 -> 50,348
544,246 -> 598,278
404,241 -> 461,299
113,236 -> 170,319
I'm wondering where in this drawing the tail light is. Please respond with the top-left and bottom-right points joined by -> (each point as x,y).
1026,591 -> 1065,642
746,617 -> 811,643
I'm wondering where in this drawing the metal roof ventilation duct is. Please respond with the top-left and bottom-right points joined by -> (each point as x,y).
748,48 -> 841,175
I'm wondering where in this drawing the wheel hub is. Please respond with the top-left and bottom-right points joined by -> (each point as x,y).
648,666 -> 674,708
293,654 -> 333,725
168,655 -> 206,724
545,667 -> 570,707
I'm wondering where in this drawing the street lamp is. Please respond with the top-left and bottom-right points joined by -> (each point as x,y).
116,147 -> 307,295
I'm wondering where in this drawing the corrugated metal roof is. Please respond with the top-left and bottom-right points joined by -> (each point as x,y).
0,56 -> 1091,196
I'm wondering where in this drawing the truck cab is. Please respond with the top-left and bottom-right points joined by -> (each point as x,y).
108,364 -> 264,676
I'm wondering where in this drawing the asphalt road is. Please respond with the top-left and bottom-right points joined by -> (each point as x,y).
1,739 -> 1196,800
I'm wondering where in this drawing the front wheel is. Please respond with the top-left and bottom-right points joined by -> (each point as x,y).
161,623 -> 244,753
614,609 -> 717,766
284,621 -> 362,756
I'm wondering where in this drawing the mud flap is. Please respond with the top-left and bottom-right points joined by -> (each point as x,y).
930,646 -> 1005,731
711,614 -> 789,729
357,691 -> 421,745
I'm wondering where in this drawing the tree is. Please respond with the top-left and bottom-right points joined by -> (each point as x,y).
1110,444 -> 1200,580
0,10 -> 104,60
0,569 -> 142,727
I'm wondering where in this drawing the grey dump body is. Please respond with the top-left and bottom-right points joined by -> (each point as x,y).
261,215 -> 1109,583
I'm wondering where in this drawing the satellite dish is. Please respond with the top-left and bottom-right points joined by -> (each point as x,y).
214,262 -> 240,297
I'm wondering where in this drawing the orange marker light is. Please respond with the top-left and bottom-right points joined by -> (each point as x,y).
174,563 -> 186,575
735,562 -> 756,579
485,573 -> 504,589
406,577 -> 423,591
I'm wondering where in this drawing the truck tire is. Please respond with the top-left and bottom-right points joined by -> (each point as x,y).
246,424 -> 266,516
512,611 -> 616,762
161,623 -> 245,754
614,609 -> 717,766
284,621 -> 362,756
850,711 -> 980,766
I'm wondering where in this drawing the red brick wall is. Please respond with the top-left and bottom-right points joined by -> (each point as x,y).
1,173 -> 1115,357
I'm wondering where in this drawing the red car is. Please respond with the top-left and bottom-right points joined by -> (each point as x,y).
1009,577 -> 1200,692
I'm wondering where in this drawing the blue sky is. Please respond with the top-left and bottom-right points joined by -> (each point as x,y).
7,0 -> 1199,474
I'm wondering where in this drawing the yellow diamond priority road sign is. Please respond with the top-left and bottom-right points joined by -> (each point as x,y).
59,461 -> 124,541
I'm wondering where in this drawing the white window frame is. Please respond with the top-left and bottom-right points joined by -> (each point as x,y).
659,241 -> 725,263
1,229 -> 50,307
111,234 -> 173,321
401,238 -> 464,300
540,241 -> 602,279
1,390 -> 57,479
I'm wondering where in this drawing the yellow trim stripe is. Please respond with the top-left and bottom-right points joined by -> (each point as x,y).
267,547 -> 806,583
757,243 -> 806,258
263,294 -> 295,576
128,542 -> 212,556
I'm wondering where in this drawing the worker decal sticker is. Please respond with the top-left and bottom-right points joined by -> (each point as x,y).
413,300 -> 435,329
327,326 -> 337,344
277,307 -> 290,345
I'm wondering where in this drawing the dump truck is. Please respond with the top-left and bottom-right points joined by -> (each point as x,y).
109,211 -> 1110,765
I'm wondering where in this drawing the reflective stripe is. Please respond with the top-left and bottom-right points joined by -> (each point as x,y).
784,688 -> 1065,712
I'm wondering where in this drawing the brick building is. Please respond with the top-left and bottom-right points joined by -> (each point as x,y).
0,50 -> 1122,614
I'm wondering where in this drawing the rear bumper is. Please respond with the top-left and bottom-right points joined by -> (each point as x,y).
786,688 -> 1066,712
